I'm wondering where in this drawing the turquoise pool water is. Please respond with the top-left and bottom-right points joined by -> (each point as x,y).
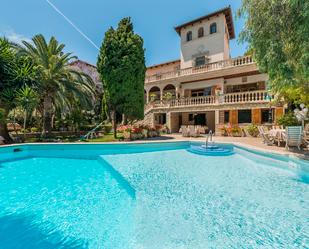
0,142 -> 308,248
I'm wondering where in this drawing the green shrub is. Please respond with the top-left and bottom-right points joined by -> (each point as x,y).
246,124 -> 259,137
103,124 -> 112,134
30,127 -> 39,133
277,112 -> 299,127
0,108 -> 5,122
220,126 -> 228,136
231,126 -> 242,137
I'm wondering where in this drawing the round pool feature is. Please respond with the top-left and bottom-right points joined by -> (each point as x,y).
187,143 -> 234,156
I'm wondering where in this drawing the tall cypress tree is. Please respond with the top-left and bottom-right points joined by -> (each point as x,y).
97,17 -> 146,138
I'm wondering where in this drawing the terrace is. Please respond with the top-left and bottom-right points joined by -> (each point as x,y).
145,90 -> 270,112
145,55 -> 254,84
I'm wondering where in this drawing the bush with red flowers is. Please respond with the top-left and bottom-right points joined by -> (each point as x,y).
117,124 -> 160,140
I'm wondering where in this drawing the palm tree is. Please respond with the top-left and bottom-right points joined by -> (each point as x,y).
0,38 -> 14,142
15,86 -> 39,132
18,34 -> 95,136
0,38 -> 34,142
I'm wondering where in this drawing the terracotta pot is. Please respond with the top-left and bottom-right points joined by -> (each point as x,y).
232,132 -> 241,137
221,130 -> 228,136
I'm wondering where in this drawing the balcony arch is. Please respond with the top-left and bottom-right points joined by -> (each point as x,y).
163,84 -> 176,100
148,86 -> 161,102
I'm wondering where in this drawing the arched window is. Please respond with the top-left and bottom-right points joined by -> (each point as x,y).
186,31 -> 192,42
198,27 -> 204,38
210,23 -> 217,34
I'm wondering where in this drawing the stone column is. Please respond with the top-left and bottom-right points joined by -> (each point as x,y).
175,84 -> 180,99
214,110 -> 220,136
146,90 -> 149,104
215,110 -> 220,125
166,112 -> 171,133
160,88 -> 164,101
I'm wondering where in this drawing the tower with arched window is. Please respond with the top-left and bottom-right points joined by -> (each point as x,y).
175,7 -> 234,69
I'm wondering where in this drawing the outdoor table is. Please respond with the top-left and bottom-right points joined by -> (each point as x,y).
269,129 -> 286,146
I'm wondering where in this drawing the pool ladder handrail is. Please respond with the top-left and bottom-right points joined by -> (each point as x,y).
82,122 -> 103,140
205,130 -> 213,149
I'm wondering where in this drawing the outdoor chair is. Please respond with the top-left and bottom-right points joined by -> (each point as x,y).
258,126 -> 274,146
194,126 -> 200,137
303,124 -> 309,147
181,126 -> 189,137
188,125 -> 196,137
0,136 -> 5,145
285,126 -> 303,150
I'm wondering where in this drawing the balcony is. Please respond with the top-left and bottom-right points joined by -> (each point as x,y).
145,55 -> 254,83
145,90 -> 269,112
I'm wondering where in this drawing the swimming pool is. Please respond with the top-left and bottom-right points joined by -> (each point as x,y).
0,142 -> 308,248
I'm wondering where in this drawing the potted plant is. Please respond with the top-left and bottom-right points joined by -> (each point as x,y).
214,86 -> 222,96
231,126 -> 242,137
163,92 -> 173,101
246,124 -> 259,137
149,93 -> 157,102
220,126 -> 228,136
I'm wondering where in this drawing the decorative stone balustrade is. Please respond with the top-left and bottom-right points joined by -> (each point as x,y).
145,90 -> 269,113
145,55 -> 254,83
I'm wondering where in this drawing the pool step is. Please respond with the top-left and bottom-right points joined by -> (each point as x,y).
187,145 -> 234,156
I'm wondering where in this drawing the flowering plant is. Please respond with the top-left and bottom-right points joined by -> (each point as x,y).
132,127 -> 143,134
231,126 -> 242,136
117,125 -> 132,133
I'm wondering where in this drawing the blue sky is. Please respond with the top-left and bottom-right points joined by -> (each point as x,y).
0,0 -> 247,66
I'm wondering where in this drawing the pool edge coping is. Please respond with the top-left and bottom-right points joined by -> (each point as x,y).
0,139 -> 308,161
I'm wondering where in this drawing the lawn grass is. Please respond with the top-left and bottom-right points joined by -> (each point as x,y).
85,133 -> 123,142
22,132 -> 124,143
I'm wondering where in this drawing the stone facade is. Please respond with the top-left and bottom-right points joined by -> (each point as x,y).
69,60 -> 102,94
143,7 -> 284,134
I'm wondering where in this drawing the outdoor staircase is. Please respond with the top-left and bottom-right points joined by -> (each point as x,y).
135,107 -> 154,127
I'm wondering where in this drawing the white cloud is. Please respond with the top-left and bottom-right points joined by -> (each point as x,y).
0,29 -> 31,44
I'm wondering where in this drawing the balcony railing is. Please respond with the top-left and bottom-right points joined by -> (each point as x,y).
170,95 -> 216,107
145,90 -> 269,112
224,90 -> 268,103
145,55 -> 254,83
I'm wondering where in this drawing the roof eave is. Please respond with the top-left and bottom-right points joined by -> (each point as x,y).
174,6 -> 235,40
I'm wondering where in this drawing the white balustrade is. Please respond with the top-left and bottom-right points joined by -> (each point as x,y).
144,90 -> 269,112
223,90 -> 268,103
145,55 -> 254,83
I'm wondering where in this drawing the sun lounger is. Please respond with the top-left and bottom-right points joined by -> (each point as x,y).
285,126 -> 303,150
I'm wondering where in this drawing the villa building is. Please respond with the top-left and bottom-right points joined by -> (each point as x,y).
143,6 -> 284,134
69,60 -> 102,94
